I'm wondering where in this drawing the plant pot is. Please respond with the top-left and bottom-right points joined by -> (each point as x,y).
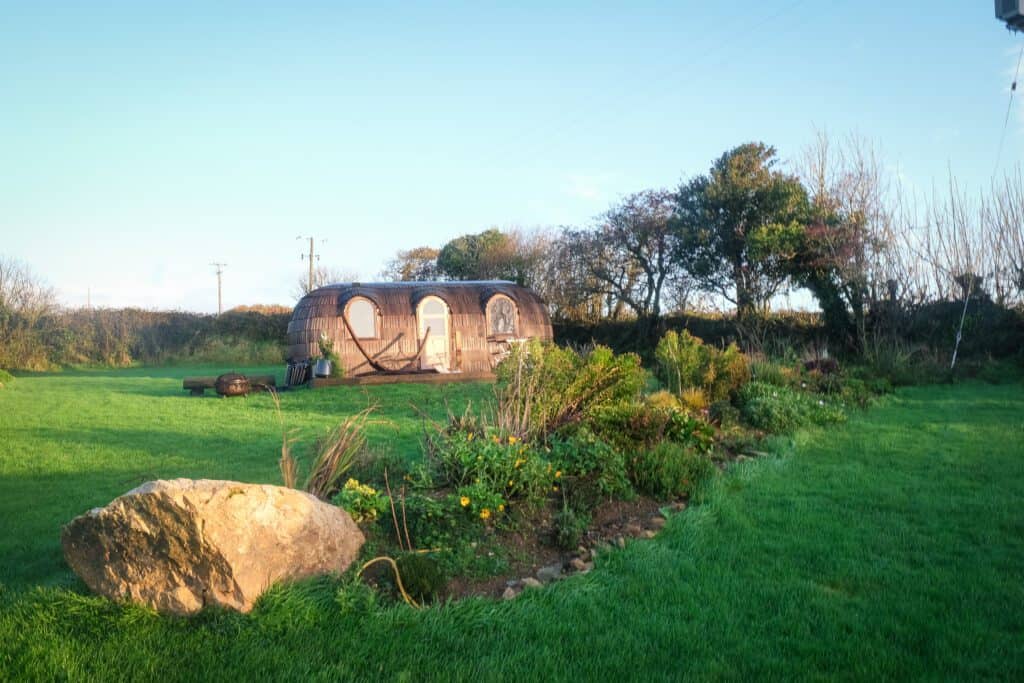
314,359 -> 332,378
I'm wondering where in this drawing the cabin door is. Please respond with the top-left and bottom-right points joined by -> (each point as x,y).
417,296 -> 450,371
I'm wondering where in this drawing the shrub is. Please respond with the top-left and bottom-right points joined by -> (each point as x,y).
629,442 -> 716,499
750,359 -> 793,387
554,504 -> 590,550
655,330 -> 750,402
736,382 -> 845,433
589,403 -> 715,456
547,430 -> 633,508
401,493 -> 475,554
333,478 -> 388,523
494,340 -> 645,440
708,399 -> 741,427
426,429 -> 552,512
393,553 -> 446,604
645,389 -> 681,411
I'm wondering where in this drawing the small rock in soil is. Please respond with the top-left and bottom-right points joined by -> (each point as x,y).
569,557 -> 588,572
615,536 -> 626,549
537,563 -> 563,583
625,523 -> 643,536
649,515 -> 667,529
671,502 -> 687,512
642,530 -> 657,539
521,577 -> 543,589
501,587 -> 518,600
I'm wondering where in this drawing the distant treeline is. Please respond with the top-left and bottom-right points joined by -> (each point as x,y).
2,307 -> 291,370
556,299 -> 1024,364
1,298 -> 1020,372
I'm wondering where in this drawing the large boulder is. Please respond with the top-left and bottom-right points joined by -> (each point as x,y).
61,479 -> 365,615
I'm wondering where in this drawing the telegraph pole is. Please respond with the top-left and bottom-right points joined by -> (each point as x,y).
210,262 -> 227,315
298,236 -> 321,293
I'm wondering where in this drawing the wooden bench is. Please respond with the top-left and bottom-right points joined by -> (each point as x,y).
182,375 -> 277,396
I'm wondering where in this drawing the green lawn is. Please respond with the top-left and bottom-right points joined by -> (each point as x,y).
1,370 -> 1022,680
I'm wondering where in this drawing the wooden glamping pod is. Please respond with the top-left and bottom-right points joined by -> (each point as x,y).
286,281 -> 552,385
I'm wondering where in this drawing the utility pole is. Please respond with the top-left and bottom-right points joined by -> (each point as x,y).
298,236 -> 321,293
210,262 -> 227,315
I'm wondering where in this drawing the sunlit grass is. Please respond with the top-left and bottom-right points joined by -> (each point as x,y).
0,373 -> 1022,680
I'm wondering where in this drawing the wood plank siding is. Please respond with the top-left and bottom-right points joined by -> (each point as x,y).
287,281 -> 553,377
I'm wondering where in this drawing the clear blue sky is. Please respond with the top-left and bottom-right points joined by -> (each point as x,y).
1,1 -> 1019,312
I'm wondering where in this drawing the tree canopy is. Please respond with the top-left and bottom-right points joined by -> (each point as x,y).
674,142 -> 809,319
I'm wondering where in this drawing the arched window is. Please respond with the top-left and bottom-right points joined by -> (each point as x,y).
345,297 -> 378,339
486,295 -> 517,336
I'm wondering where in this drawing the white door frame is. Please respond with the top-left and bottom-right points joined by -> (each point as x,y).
417,296 -> 450,371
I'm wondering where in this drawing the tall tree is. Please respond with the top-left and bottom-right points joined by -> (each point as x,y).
793,132 -> 897,350
380,246 -> 441,281
674,142 -> 809,320
436,228 -> 531,284
569,190 -> 685,327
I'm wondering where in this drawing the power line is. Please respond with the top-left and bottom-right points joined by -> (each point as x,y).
994,43 -> 1024,178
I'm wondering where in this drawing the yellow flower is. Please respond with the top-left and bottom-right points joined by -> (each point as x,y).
554,470 -> 562,479
467,432 -> 475,441
508,435 -> 518,445
498,504 -> 505,512
460,496 -> 470,507
514,458 -> 524,468
480,508 -> 491,520
491,435 -> 500,444
508,480 -> 514,486
552,485 -> 559,492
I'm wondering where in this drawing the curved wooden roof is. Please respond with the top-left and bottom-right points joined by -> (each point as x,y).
293,281 -> 551,323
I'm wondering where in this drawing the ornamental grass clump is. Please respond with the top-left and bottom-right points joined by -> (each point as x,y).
305,406 -> 376,500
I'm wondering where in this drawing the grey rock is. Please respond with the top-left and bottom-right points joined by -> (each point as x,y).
537,563 -> 563,583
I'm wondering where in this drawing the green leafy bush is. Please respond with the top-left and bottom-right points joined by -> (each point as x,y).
333,478 -> 388,523
708,399 -> 741,427
426,429 -> 552,512
554,504 -> 590,550
547,430 -> 633,509
630,442 -> 716,499
589,403 -> 715,456
393,553 -> 446,604
655,330 -> 750,402
736,381 -> 846,433
494,340 -> 645,439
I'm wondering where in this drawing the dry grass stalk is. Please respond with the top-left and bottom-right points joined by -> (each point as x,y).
267,387 -> 300,489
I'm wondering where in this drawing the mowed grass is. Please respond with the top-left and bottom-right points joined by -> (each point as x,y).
1,371 -> 1022,680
